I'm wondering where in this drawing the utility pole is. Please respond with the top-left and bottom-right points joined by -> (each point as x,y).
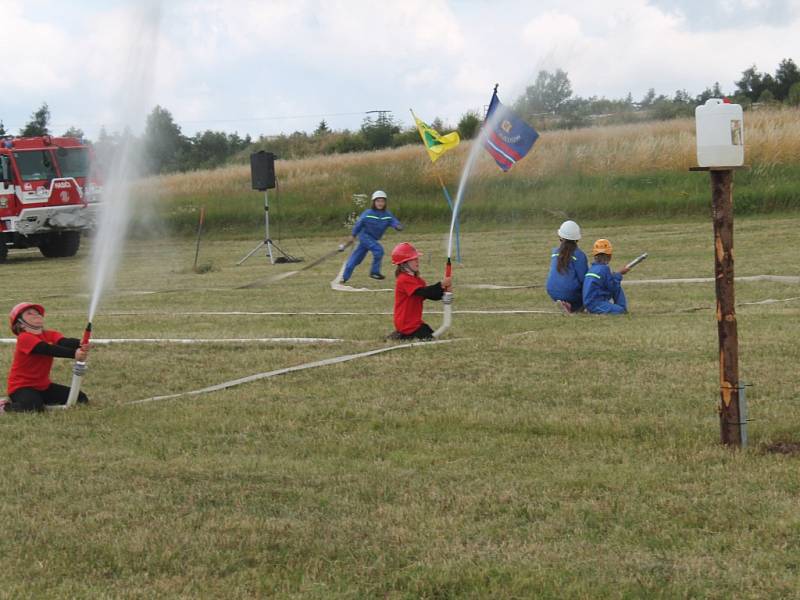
365,110 -> 392,125
691,166 -> 746,447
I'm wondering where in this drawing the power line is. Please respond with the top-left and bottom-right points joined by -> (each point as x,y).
178,110 -> 379,125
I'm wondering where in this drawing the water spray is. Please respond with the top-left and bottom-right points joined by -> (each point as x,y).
65,322 -> 92,408
62,4 -> 161,410
433,88 -> 505,338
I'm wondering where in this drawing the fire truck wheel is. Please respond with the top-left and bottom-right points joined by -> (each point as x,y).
39,231 -> 81,258
0,236 -> 7,263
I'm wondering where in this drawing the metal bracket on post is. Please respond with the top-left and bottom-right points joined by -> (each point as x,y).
718,381 -> 751,448
737,382 -> 750,448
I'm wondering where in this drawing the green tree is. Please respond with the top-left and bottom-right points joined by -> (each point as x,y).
314,120 -> 331,136
774,58 -> 800,101
0,120 -> 6,137
696,82 -> 724,105
672,89 -> 692,105
758,88 -> 776,104
640,88 -> 656,107
20,102 -> 50,136
360,113 -> 399,150
515,69 -> 573,116
392,127 -> 420,147
143,105 -> 187,174
62,126 -> 85,139
329,130 -> 368,154
457,111 -> 481,139
555,96 -> 592,129
189,130 -> 232,169
787,81 -> 800,107
624,92 -> 634,107
736,66 -> 773,101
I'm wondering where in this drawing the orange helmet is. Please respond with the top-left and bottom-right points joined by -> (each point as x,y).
592,239 -> 613,256
391,242 -> 422,265
9,302 -> 45,334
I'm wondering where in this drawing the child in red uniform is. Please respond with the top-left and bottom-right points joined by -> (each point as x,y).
388,242 -> 452,340
6,302 -> 90,412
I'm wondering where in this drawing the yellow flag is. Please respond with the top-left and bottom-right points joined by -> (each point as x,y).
411,110 -> 460,163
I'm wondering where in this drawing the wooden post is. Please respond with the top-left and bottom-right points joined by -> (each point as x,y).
711,169 -> 741,446
692,167 -> 743,446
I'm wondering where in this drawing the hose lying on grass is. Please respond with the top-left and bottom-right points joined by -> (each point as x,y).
128,338 -> 459,406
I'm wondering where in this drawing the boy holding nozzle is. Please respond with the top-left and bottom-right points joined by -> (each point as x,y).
582,239 -> 629,315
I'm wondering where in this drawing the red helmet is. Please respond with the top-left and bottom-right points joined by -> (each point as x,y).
391,242 -> 422,265
9,302 -> 45,334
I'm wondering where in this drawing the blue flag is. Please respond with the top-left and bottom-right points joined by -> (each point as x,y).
483,88 -> 539,171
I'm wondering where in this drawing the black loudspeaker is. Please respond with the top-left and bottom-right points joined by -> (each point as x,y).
250,151 -> 276,190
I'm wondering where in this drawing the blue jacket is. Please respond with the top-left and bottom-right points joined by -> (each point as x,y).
583,262 -> 624,311
351,208 -> 402,241
546,246 -> 588,303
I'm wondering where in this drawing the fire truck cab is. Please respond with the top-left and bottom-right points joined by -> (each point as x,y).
0,135 -> 100,262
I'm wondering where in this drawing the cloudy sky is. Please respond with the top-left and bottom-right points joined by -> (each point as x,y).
4,0 -> 798,139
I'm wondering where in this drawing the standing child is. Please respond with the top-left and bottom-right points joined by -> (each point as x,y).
546,220 -> 588,313
340,190 -> 403,283
388,242 -> 452,340
582,239 -> 629,315
6,302 -> 90,412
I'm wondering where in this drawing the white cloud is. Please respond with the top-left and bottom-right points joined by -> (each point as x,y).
4,2 -> 75,92
512,0 -> 799,100
2,0 -> 797,137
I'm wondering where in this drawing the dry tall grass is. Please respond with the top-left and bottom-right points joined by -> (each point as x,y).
141,107 -> 800,201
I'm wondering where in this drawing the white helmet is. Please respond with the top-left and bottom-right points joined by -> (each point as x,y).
371,190 -> 388,201
557,220 -> 581,241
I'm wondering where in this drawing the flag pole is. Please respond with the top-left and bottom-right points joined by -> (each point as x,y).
409,108 -> 460,338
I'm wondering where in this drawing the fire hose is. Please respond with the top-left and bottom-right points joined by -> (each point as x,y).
65,322 -> 92,408
433,290 -> 453,338
433,258 -> 453,339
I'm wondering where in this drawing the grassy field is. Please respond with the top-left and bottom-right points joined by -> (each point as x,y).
134,107 -> 800,236
1,215 -> 799,598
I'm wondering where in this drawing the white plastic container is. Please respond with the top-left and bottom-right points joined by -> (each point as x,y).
695,99 -> 744,167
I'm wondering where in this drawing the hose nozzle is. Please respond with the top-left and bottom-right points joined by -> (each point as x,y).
81,322 -> 92,346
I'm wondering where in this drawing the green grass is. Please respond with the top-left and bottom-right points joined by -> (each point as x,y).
1,216 -> 799,597
144,162 -> 800,238
137,107 -> 800,237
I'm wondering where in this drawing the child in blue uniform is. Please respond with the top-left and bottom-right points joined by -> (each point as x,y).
583,239 -> 630,315
341,190 -> 403,282
545,220 -> 588,313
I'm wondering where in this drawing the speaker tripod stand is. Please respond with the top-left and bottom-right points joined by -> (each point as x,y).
237,189 -> 302,265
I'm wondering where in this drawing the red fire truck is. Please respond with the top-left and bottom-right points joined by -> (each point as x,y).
0,135 -> 101,262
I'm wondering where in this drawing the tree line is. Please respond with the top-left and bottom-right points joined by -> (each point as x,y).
514,58 -> 799,129
2,57 -> 796,175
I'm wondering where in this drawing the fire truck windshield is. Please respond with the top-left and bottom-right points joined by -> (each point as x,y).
13,150 -> 58,182
56,147 -> 90,178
